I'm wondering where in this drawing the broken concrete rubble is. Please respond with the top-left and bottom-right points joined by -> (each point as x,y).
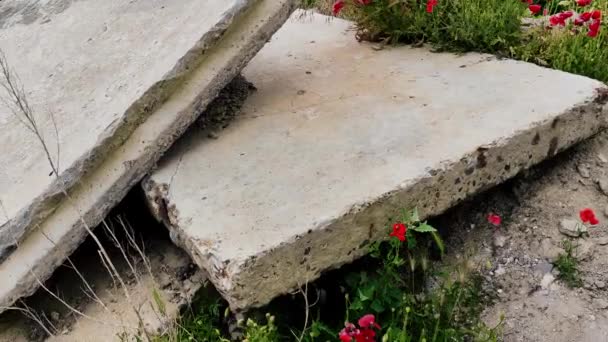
144,12 -> 608,311
0,0 -> 297,312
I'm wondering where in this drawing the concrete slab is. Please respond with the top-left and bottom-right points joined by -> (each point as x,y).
0,0 -> 297,312
0,0 -> 298,259
143,12 -> 608,311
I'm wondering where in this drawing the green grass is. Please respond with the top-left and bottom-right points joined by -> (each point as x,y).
311,0 -> 524,52
513,26 -> 608,83
554,239 -> 583,288
309,0 -> 608,83
152,297 -> 228,342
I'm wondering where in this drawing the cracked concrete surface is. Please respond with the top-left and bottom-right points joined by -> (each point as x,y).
143,12 -> 608,311
0,0 -> 297,312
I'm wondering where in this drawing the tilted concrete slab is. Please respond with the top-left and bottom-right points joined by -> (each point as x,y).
0,0 -> 297,312
0,0 -> 271,259
143,12 -> 608,311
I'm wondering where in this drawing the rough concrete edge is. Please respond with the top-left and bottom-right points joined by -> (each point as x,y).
0,0 -> 298,313
0,0 -> 256,261
148,89 -> 608,311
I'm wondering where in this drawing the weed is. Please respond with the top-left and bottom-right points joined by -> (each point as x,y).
243,314 -> 279,342
160,209 -> 500,341
317,0 -> 608,84
554,239 -> 583,288
320,0 -> 524,52
154,298 -> 228,342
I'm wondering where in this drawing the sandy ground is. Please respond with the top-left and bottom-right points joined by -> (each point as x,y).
0,191 -> 205,342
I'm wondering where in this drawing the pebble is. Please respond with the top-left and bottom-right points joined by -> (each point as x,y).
494,234 -> 508,248
540,238 -> 562,262
597,236 -> 608,245
595,280 -> 606,289
598,153 -> 608,164
594,299 -> 608,310
50,311 -> 60,321
576,240 -> 595,261
599,177 -> 608,196
559,218 -> 587,237
541,273 -> 555,290
577,164 -> 591,178
533,261 -> 553,276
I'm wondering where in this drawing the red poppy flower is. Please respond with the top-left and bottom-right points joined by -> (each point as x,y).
580,11 -> 592,21
339,332 -> 353,342
529,4 -> 542,14
339,323 -> 359,342
592,10 -> 602,19
390,223 -> 407,242
358,314 -> 381,330
550,11 -> 574,26
426,0 -> 438,13
576,0 -> 592,6
588,19 -> 601,37
580,208 -> 600,224
333,0 -> 345,15
487,213 -> 501,227
355,328 -> 376,341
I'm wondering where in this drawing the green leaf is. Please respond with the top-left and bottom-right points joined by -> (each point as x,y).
370,299 -> 386,313
410,208 -> 420,222
401,208 -> 412,223
359,286 -> 374,301
413,222 -> 437,233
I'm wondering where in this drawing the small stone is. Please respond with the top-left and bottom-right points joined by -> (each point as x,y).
493,234 -> 508,248
576,240 -> 595,261
577,164 -> 591,178
559,218 -> 587,237
50,311 -> 60,321
598,153 -> 608,164
597,236 -> 608,245
495,266 -> 506,276
533,261 -> 553,276
540,238 -> 562,262
598,177 -> 608,196
594,299 -> 608,310
595,280 -> 606,289
541,273 -> 555,290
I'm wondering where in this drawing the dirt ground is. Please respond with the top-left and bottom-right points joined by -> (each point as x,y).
436,130 -> 608,342
0,190 -> 206,342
